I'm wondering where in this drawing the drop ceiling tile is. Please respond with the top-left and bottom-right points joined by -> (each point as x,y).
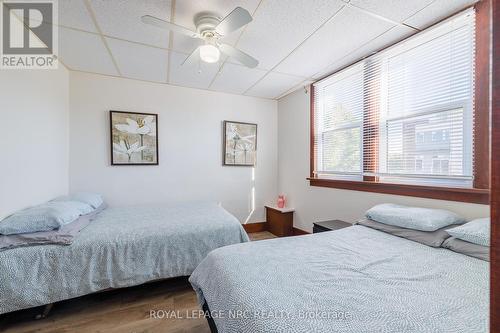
18,0 -> 97,32
404,0 -> 478,30
275,6 -> 394,78
170,37 -> 203,57
277,79 -> 315,99
168,51 -> 219,89
210,63 -> 267,95
172,0 -> 260,54
312,25 -> 415,79
59,0 -> 97,32
237,0 -> 346,70
245,72 -> 305,99
106,38 -> 168,83
349,0 -> 434,23
89,0 -> 171,48
58,27 -> 118,75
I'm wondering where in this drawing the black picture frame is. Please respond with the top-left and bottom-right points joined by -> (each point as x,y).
110,110 -> 159,166
222,120 -> 258,167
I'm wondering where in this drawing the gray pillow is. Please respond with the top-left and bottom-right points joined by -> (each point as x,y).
51,197 -> 94,215
446,218 -> 490,246
365,203 -> 465,231
55,192 -> 103,209
0,215 -> 91,251
357,219 -> 451,247
442,237 -> 489,261
87,202 -> 108,217
0,202 -> 107,251
0,201 -> 87,235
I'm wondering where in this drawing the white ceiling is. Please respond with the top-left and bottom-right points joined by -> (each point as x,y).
52,0 -> 478,100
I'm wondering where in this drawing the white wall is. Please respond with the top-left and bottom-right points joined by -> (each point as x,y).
4,68 -> 485,228
69,72 -> 277,223
0,66 -> 70,219
278,89 -> 489,232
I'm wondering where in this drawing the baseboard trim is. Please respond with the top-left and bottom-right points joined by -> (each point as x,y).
292,227 -> 310,235
243,222 -> 268,233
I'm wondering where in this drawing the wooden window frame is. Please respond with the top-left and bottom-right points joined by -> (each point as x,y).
490,0 -> 499,330
309,4 -> 491,205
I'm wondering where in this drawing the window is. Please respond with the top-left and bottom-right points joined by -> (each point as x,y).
315,65 -> 364,178
311,8 -> 489,203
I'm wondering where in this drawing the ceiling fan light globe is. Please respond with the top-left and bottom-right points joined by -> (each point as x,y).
199,44 -> 220,63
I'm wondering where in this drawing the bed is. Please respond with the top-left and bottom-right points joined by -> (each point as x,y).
0,202 -> 249,314
189,225 -> 489,333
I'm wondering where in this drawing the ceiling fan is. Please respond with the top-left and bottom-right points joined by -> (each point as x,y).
141,7 -> 259,68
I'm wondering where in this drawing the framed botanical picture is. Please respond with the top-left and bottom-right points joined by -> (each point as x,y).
110,110 -> 158,165
223,121 -> 257,166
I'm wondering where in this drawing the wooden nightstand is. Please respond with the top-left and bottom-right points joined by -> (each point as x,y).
265,206 -> 294,237
313,220 -> 352,233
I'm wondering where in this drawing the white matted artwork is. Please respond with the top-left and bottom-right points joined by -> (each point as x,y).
223,121 -> 257,166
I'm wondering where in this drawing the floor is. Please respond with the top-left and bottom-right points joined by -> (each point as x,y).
248,231 -> 277,241
0,232 -> 277,333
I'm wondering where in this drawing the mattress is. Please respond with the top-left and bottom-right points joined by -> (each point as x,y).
0,202 -> 249,314
189,226 -> 489,333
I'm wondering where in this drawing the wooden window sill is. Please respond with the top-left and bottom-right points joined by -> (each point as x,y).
307,178 -> 490,204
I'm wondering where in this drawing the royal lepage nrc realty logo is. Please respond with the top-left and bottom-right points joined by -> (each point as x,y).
1,0 -> 58,69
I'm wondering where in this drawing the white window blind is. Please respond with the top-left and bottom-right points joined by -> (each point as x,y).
313,9 -> 475,188
314,64 -> 364,179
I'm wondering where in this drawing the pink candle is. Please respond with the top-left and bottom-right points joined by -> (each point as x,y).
277,195 -> 285,208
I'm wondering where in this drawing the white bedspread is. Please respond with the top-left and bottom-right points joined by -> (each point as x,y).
189,226 -> 489,333
0,202 -> 249,314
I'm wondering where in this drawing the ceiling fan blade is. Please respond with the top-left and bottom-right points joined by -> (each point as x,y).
215,7 -> 252,36
219,43 -> 259,68
181,47 -> 200,66
141,15 -> 200,38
